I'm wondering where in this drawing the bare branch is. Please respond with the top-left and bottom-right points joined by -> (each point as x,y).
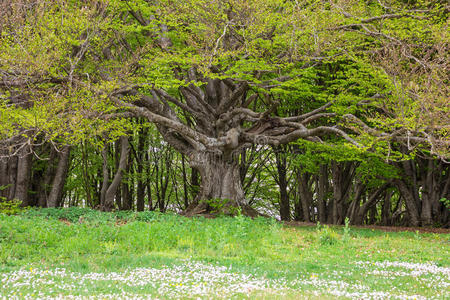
284,101 -> 334,122
111,96 -> 224,150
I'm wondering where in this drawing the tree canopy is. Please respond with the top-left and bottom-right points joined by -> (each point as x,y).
0,0 -> 448,218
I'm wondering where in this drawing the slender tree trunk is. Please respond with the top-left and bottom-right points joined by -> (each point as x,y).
136,125 -> 147,211
181,154 -> 189,209
439,167 -> 450,226
122,178 -> 131,210
381,191 -> 393,226
368,205 -> 377,224
146,150 -> 153,210
136,175 -> 145,211
293,189 -> 304,221
102,136 -> 130,211
121,154 -> 133,210
275,149 -> 290,221
100,146 -> 109,208
7,156 -> 18,201
47,146 -> 71,208
81,143 -> 93,207
317,164 -> 328,223
114,140 -> 122,209
0,155 -> 8,198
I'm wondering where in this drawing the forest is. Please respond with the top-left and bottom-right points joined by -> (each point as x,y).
0,0 -> 449,227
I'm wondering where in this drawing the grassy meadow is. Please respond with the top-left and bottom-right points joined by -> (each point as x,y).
0,208 -> 449,299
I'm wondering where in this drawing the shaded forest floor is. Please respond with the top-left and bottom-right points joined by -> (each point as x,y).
0,208 -> 449,299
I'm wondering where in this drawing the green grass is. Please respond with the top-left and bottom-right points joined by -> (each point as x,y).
0,208 -> 449,299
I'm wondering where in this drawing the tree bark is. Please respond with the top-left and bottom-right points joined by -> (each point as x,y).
190,167 -> 199,199
37,147 -> 57,207
121,153 -> 133,210
352,183 -> 389,225
100,146 -> 109,208
47,146 -> 71,207
136,124 -> 147,211
317,164 -> 328,223
7,156 -> 18,201
14,148 -> 33,206
114,140 -> 122,209
0,156 -> 8,199
395,179 -> 420,226
297,171 -> 313,222
420,159 -> 434,226
275,149 -> 290,221
331,161 -> 355,224
102,136 -> 130,211
381,191 -> 393,226
184,152 -> 256,216
146,150 -> 154,210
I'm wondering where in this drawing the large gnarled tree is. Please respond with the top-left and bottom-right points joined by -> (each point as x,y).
107,0 -> 448,215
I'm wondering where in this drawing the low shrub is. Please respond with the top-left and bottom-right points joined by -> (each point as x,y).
0,197 -> 22,215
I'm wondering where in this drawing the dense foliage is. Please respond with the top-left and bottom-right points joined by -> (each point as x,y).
0,0 -> 449,226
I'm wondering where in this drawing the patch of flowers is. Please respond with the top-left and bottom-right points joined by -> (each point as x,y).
354,261 -> 450,297
1,260 -> 448,299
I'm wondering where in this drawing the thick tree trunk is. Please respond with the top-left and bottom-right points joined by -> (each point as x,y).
331,161 -> 355,224
15,149 -> 33,206
297,171 -> 313,222
402,160 -> 421,210
395,179 -> 420,226
352,184 -> 388,225
420,159 -> 434,226
47,146 -> 71,207
184,152 -> 257,217
349,182 -> 365,225
191,168 -> 200,199
37,147 -> 57,207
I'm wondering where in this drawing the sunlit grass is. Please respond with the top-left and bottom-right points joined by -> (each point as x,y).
0,208 -> 449,299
